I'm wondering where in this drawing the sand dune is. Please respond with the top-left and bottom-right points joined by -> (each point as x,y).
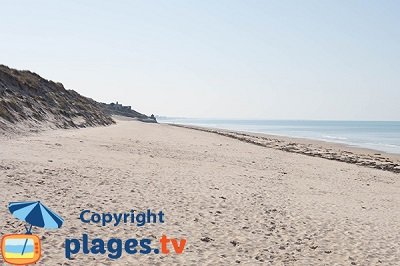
1,118 -> 399,265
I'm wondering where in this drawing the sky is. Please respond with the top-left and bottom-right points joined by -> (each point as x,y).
1,0 -> 399,120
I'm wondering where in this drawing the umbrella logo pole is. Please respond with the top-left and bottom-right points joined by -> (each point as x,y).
21,224 -> 33,255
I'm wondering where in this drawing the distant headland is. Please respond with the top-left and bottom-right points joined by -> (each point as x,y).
102,101 -> 156,123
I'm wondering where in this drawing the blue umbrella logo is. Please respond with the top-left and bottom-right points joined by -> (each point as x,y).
8,201 -> 64,255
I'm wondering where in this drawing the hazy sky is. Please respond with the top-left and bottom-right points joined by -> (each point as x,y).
1,0 -> 399,120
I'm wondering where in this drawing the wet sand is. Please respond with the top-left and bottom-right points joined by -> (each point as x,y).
170,124 -> 400,173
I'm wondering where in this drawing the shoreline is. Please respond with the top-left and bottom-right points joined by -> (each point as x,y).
158,119 -> 400,155
168,123 -> 400,174
2,118 -> 400,174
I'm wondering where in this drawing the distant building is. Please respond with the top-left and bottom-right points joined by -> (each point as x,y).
105,101 -> 156,122
110,101 -> 131,111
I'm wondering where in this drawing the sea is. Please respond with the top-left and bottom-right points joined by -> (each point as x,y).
158,118 -> 400,154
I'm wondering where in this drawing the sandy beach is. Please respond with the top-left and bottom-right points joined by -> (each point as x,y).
1,118 -> 400,265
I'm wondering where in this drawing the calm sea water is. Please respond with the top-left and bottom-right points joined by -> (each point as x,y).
158,118 -> 400,154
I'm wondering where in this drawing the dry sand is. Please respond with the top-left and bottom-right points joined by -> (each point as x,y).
1,118 -> 400,265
